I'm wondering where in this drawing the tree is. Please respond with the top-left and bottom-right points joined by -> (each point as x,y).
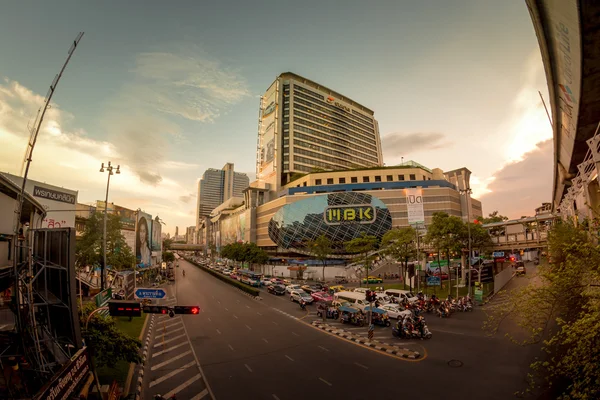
308,234 -> 333,282
76,212 -> 136,271
469,222 -> 493,257
479,210 -> 509,238
381,227 -> 416,289
163,251 -> 175,263
80,303 -> 142,369
345,233 -> 378,286
425,212 -> 466,295
163,238 -> 173,250
484,221 -> 600,398
245,242 -> 269,272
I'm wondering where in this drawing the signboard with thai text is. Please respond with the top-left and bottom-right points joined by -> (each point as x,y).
405,188 -> 424,225
34,347 -> 90,400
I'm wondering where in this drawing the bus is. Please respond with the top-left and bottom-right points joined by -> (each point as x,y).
238,269 -> 262,287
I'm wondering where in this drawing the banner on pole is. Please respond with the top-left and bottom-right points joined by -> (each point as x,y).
405,188 -> 424,225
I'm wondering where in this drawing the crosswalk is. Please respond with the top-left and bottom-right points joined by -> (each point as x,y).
144,296 -> 210,400
309,315 -> 396,343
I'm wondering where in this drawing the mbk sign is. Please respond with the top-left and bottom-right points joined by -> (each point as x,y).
405,188 -> 425,225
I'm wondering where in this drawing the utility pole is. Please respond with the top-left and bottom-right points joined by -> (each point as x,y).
460,188 -> 473,297
99,161 -> 120,291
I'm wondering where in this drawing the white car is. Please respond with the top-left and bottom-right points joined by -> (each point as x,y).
353,288 -> 368,294
379,304 -> 412,320
261,278 -> 273,286
290,290 -> 313,304
286,284 -> 302,294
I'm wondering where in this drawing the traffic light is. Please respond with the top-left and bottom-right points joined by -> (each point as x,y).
108,300 -> 142,317
143,305 -> 170,314
174,306 -> 201,315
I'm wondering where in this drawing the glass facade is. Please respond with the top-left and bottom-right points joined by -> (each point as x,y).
268,192 -> 392,250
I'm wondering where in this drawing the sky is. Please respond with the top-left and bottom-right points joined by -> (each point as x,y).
0,0 -> 553,235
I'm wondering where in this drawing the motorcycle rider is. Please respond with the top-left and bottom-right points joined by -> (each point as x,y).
299,299 -> 306,310
182,269 -> 186,277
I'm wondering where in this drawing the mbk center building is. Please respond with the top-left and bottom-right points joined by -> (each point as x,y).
196,73 -> 483,275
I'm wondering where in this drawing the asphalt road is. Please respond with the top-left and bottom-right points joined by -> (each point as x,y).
150,259 -> 540,400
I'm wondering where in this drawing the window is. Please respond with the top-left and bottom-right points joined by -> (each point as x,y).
423,175 -> 426,181
363,176 -> 370,183
374,176 -> 381,182
327,178 -> 334,184
399,175 -> 405,181
428,177 -> 431,180
315,179 -> 322,185
409,174 -> 416,180
303,182 -> 307,187
339,177 -> 346,184
386,175 -> 393,181
351,177 -> 358,183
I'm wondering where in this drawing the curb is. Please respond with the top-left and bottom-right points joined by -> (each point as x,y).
135,314 -> 155,400
482,272 -> 516,305
124,313 -> 149,396
311,321 -> 421,359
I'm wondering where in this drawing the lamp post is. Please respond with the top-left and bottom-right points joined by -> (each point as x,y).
99,161 -> 120,291
459,188 -> 473,297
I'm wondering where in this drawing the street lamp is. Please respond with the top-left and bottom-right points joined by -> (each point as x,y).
99,161 -> 120,291
459,187 -> 473,297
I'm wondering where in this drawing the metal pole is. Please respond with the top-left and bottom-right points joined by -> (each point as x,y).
466,189 -> 472,297
102,171 -> 111,291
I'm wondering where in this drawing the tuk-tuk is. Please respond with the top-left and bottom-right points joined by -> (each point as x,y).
316,301 -> 339,319
339,306 -> 365,326
329,285 -> 346,294
364,306 -> 391,327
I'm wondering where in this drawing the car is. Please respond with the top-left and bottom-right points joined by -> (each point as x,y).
379,304 -> 412,320
270,277 -> 284,284
362,276 -> 383,284
311,291 -> 333,302
290,290 -> 314,304
286,284 -> 302,294
261,278 -> 273,286
516,265 -> 526,276
222,269 -> 231,275
301,285 -> 320,294
353,287 -> 369,294
268,284 -> 286,295
282,279 -> 292,285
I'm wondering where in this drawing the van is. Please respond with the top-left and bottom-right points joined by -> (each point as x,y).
384,289 -> 418,304
333,291 -> 370,311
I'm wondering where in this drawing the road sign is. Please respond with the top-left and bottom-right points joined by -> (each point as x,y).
492,251 -> 504,258
135,288 -> 166,299
426,276 -> 441,286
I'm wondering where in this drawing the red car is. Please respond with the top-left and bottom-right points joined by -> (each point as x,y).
311,291 -> 333,302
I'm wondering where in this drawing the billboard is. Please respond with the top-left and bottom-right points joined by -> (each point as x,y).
405,188 -> 424,225
34,347 -> 90,400
268,192 -> 392,250
220,212 -> 247,246
136,211 -> 152,267
151,217 -> 162,264
258,82 -> 278,178
2,173 -> 77,229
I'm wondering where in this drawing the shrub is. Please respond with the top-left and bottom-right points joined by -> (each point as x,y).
185,258 -> 260,297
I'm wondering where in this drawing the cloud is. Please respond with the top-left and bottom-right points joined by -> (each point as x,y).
477,139 -> 552,218
178,192 -> 196,204
161,161 -> 200,170
381,132 -> 449,158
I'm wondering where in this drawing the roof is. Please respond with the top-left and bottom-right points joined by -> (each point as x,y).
482,214 -> 557,228
0,173 -> 47,217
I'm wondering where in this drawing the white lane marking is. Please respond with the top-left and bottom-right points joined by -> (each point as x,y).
354,362 -> 369,370
190,389 -> 210,400
224,307 -> 229,311
262,338 -> 269,344
153,333 -> 186,348
246,305 -> 251,309
257,312 -> 263,316
212,296 -> 215,299
318,346 -> 329,352
245,363 -> 253,372
159,326 -> 184,337
245,324 -> 252,330
216,329 -> 222,335
217,301 -> 221,304
285,355 -> 294,362
272,395 -> 281,400
149,360 -> 195,387
237,300 -> 240,303
319,377 -> 333,386
162,374 -> 201,399
291,332 -> 300,337
233,315 -> 238,319
152,341 -> 188,358
161,319 -> 183,329
433,329 -> 465,335
151,350 -> 192,371
272,321 -> 278,325
207,317 -> 212,322
228,344 -> 234,351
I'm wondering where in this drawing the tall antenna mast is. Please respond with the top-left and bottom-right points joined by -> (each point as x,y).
12,32 -> 84,355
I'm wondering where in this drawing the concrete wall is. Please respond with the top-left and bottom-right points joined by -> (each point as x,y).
494,265 -> 514,294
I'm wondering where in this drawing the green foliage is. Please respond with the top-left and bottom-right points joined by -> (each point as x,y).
221,242 -> 269,267
480,210 -> 509,237
186,257 -> 260,296
469,222 -> 493,254
76,212 -> 135,270
484,221 -> 600,399
307,234 -> 333,281
163,251 -> 175,263
163,238 -> 173,250
382,226 -> 417,284
345,233 -> 378,280
80,302 -> 142,368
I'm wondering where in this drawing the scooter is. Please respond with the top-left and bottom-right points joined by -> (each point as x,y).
299,301 -> 306,311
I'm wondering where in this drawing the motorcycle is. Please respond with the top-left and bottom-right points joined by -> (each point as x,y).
438,306 -> 450,318
299,301 -> 306,311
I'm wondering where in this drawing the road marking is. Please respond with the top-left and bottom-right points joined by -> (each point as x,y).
153,333 -> 186,348
246,305 -> 251,309
224,307 -> 229,311
262,338 -> 269,344
149,360 -> 195,387
152,341 -> 188,358
162,374 -> 201,398
151,350 -> 192,370
190,389 -> 209,400
285,355 -> 294,361
237,300 -> 240,303
162,319 -> 182,329
161,326 -> 184,336
245,363 -> 253,372
233,314 -> 238,319
245,324 -> 252,330
272,395 -> 281,400
291,332 -> 300,337
228,344 -> 234,351
257,312 -> 263,316
207,317 -> 212,322
217,301 -> 221,304
433,329 -> 465,335
272,321 -> 278,325
318,346 -> 329,352
216,329 -> 222,335
354,362 -> 369,369
319,377 -> 332,386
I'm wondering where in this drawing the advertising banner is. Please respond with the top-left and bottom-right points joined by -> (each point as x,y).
115,205 -> 136,230
121,230 -> 136,254
259,83 -> 277,177
405,188 -> 424,225
136,211 -> 152,268
34,347 -> 90,400
2,173 -> 78,229
151,217 -> 162,265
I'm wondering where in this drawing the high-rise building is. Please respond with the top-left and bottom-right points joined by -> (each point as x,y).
175,226 -> 179,237
256,72 -> 383,197
196,163 -> 249,225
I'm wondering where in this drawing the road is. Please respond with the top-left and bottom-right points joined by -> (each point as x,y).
143,259 -> 539,399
